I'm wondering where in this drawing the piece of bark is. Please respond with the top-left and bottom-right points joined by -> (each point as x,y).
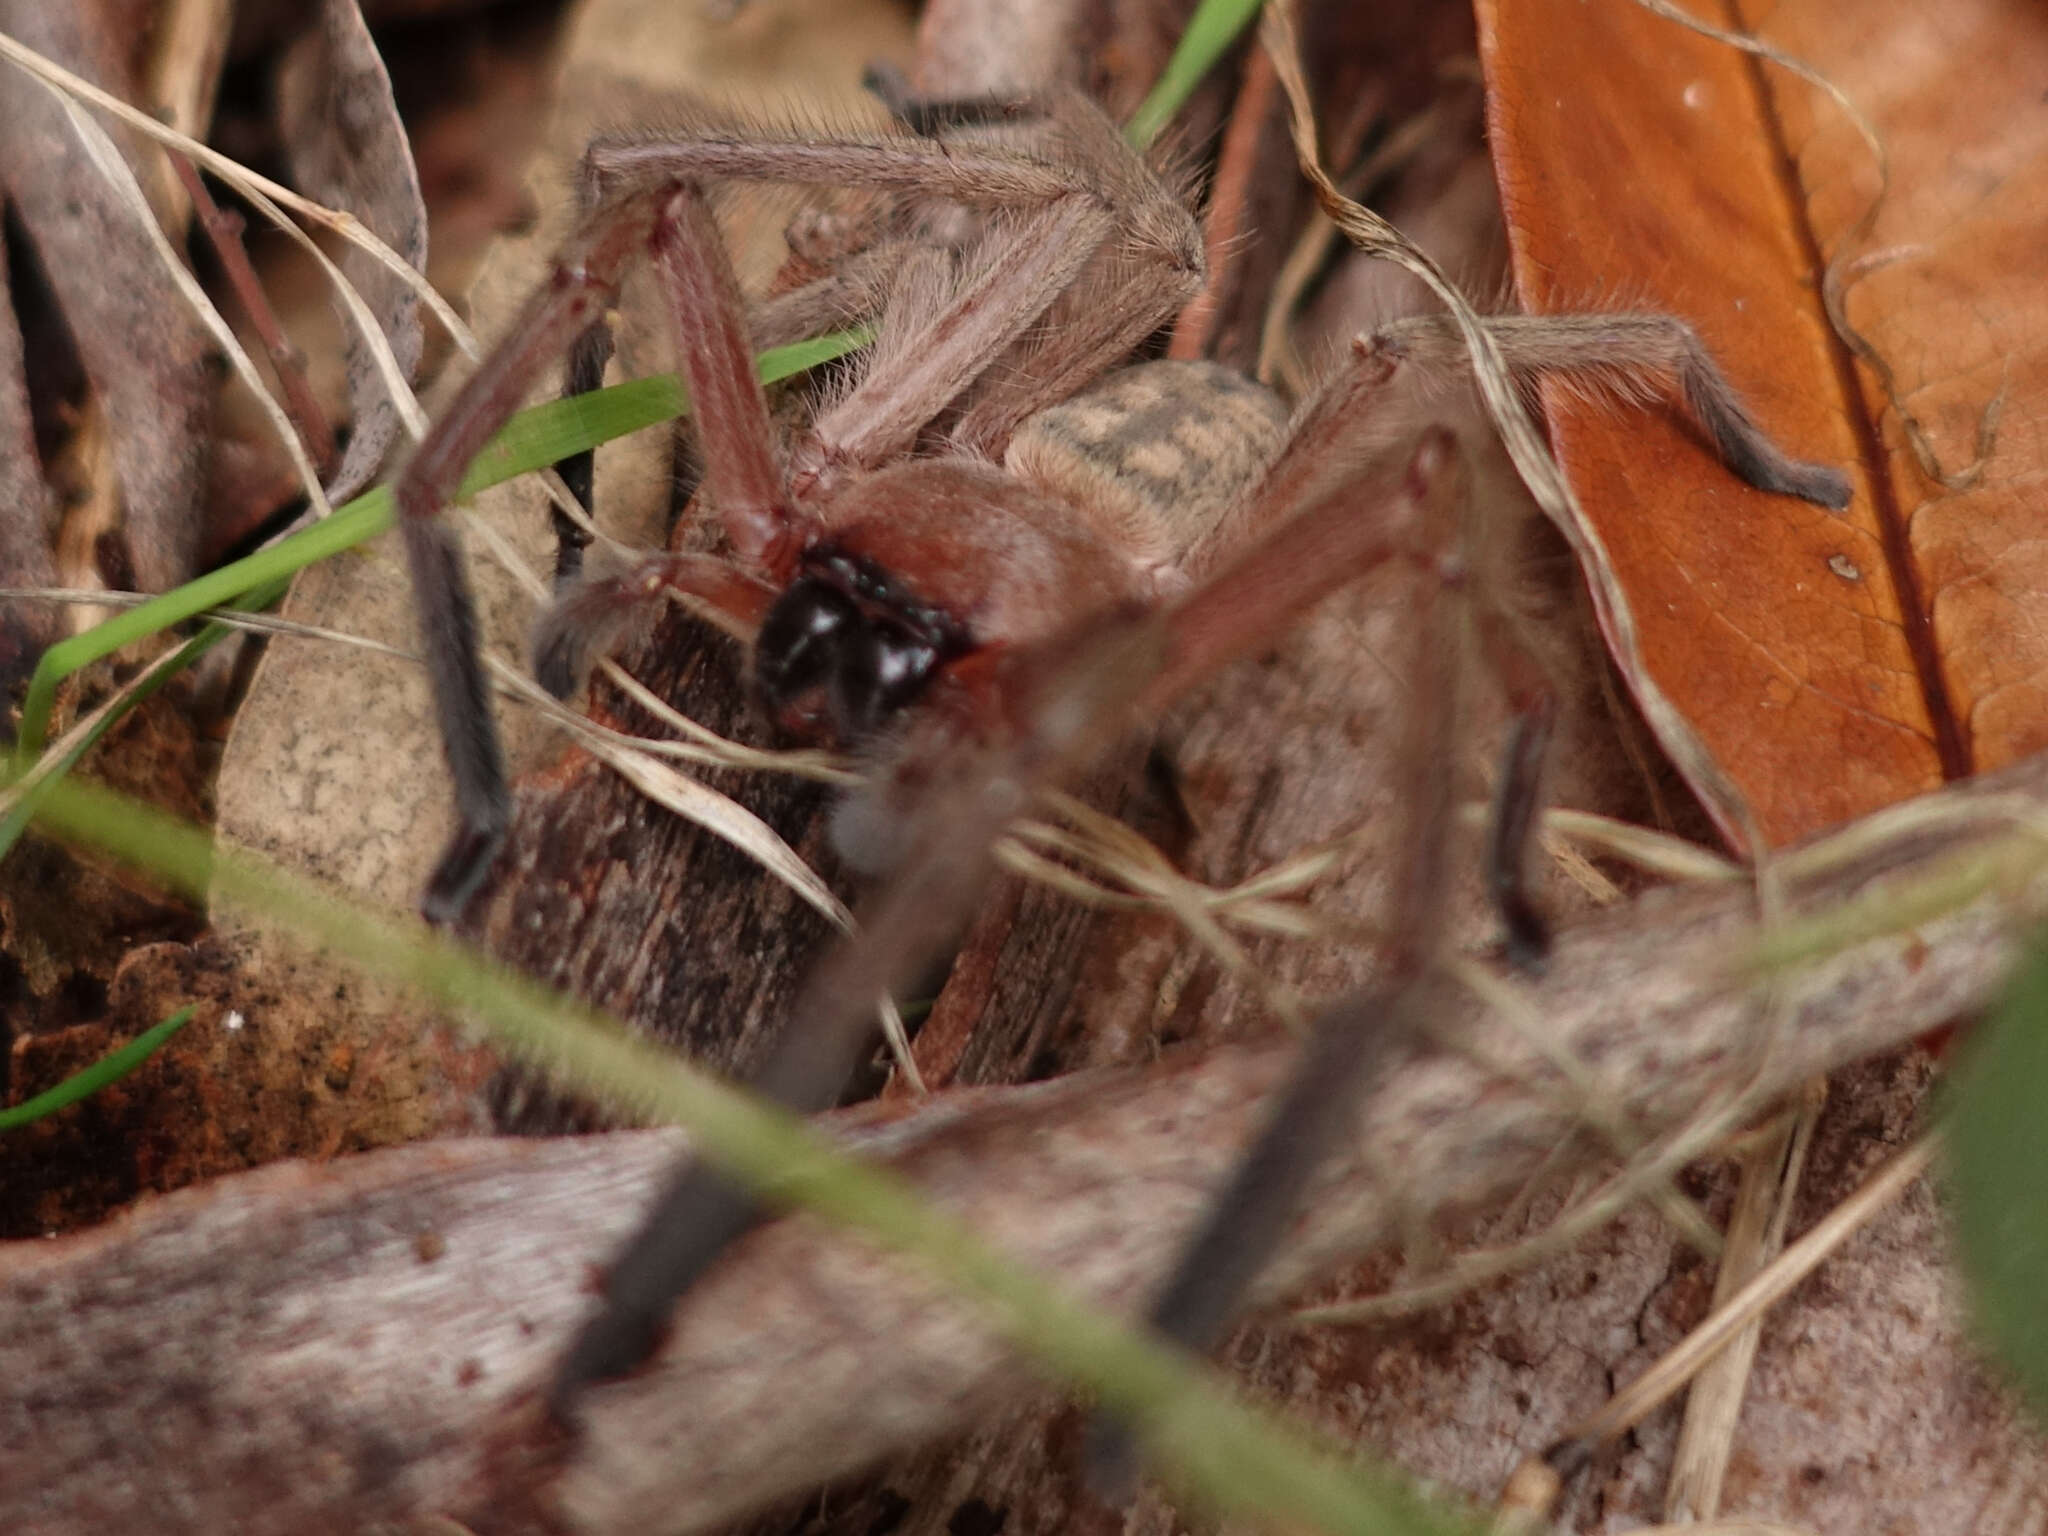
465,609 -> 842,1130
0,0 -> 217,594
0,227 -> 63,694
9,747 -> 2048,1535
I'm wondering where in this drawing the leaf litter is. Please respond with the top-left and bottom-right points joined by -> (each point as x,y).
4,3 -> 2048,1536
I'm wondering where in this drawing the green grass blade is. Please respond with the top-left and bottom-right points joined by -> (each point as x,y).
12,327 -> 870,761
0,1005 -> 197,1131
0,577 -> 289,865
1947,928 -> 2048,1420
22,771 -> 1474,1536
1127,0 -> 1268,149
16,495 -> 390,757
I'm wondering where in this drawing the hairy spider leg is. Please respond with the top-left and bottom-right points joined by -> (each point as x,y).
402,100 -> 1190,922
548,430 -> 1467,1415
1084,430 -> 1478,1501
843,73 -> 1206,465
533,91 -> 1205,690
1079,300 -> 1856,1492
398,162 -> 810,921
1376,310 -> 1853,511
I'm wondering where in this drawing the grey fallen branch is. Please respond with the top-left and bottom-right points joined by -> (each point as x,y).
7,756 -> 2048,1536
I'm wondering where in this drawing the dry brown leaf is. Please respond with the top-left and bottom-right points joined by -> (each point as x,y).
1757,0 -> 2048,780
0,227 -> 62,694
0,0 -> 217,597
20,4 -> 2043,1535
1479,0 -> 2046,850
276,0 -> 429,503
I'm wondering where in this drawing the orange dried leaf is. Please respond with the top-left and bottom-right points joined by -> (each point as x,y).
1761,0 -> 2048,779
1478,0 -> 2038,847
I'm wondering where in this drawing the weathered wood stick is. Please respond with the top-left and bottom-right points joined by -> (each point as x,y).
7,755 -> 2044,1536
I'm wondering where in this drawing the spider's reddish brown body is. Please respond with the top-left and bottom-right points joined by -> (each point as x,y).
397,87 -> 1237,916
389,79 -> 1848,1424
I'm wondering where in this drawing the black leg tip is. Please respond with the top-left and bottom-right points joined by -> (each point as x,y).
422,823 -> 507,926
1499,894 -> 1551,976
531,614 -> 585,701
1079,1413 -> 1141,1508
547,1305 -> 668,1423
1723,438 -> 1853,512
1544,1435 -> 1594,1482
1769,460 -> 1852,512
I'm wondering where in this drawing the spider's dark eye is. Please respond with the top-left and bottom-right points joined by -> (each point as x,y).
832,628 -> 940,740
756,569 -> 957,744
756,577 -> 855,725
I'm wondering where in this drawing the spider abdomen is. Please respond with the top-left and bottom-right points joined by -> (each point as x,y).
1004,359 -> 1290,584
